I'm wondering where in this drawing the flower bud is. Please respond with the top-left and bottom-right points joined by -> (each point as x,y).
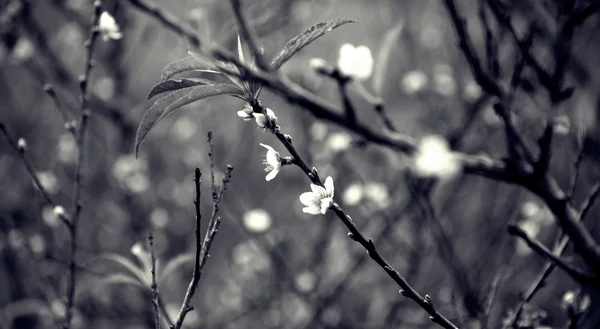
17,138 -> 27,152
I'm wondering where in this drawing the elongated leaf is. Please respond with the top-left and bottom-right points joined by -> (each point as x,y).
135,83 -> 243,156
148,78 -> 215,99
270,19 -> 357,70
158,252 -> 195,284
372,21 -> 404,95
100,273 -> 145,288
188,50 -> 250,95
161,56 -> 220,81
97,253 -> 149,286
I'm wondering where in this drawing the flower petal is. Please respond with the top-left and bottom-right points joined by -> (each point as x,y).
260,143 -> 275,153
310,184 -> 327,199
299,192 -> 319,207
303,205 -> 322,215
265,168 -> 279,181
324,176 -> 334,197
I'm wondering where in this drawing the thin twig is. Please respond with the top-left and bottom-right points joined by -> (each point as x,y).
172,137 -> 233,329
579,181 -> 600,221
207,131 -> 217,203
507,224 -> 597,286
64,2 -> 103,328
149,233 -> 160,329
337,79 -> 357,125
0,124 -> 64,219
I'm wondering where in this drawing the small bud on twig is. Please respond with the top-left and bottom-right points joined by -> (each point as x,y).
53,205 -> 66,218
17,138 -> 27,152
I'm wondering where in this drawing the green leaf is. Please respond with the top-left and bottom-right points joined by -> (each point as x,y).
148,78 -> 215,99
135,83 -> 244,156
161,56 -> 220,81
270,19 -> 357,70
372,21 -> 404,96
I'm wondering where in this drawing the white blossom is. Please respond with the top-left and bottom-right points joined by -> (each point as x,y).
98,12 -> 123,41
237,103 -> 254,121
337,44 -> 373,81
17,138 -> 27,151
253,108 -> 277,129
309,58 -> 330,72
412,135 -> 461,179
260,143 -> 282,181
53,205 -> 66,218
299,176 -> 335,215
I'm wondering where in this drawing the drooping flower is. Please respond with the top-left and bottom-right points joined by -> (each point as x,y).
337,44 -> 373,81
412,135 -> 461,179
299,176 -> 335,215
260,143 -> 282,181
253,108 -> 277,129
98,11 -> 123,41
237,103 -> 254,121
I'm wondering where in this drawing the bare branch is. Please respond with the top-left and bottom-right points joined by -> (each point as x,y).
64,1 -> 103,327
507,223 -> 598,286
149,233 -> 161,329
172,135 -> 233,329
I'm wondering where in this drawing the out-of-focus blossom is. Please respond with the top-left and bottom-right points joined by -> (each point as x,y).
309,57 -> 331,74
51,299 -> 66,318
326,132 -> 352,153
401,70 -> 428,94
253,108 -> 277,130
170,115 -> 197,143
243,208 -> 272,233
337,44 -> 373,81
295,271 -> 316,292
56,133 -> 77,164
98,12 -> 123,41
562,291 -> 576,309
237,103 -> 254,121
299,176 -> 335,215
310,122 -> 328,141
553,115 -> 570,135
464,80 -> 482,100
150,208 -> 169,229
342,182 -> 363,206
42,206 -> 61,227
412,135 -> 461,179
260,144 -> 282,181
112,154 -> 149,194
11,37 -> 35,63
364,181 -> 391,209
8,229 -> 24,250
29,234 -> 46,255
521,201 -> 540,218
36,171 -> 60,194
433,64 -> 456,96
94,76 -> 116,101
515,219 -> 541,256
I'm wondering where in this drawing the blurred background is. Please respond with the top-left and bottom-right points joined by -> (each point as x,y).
1,0 -> 600,328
